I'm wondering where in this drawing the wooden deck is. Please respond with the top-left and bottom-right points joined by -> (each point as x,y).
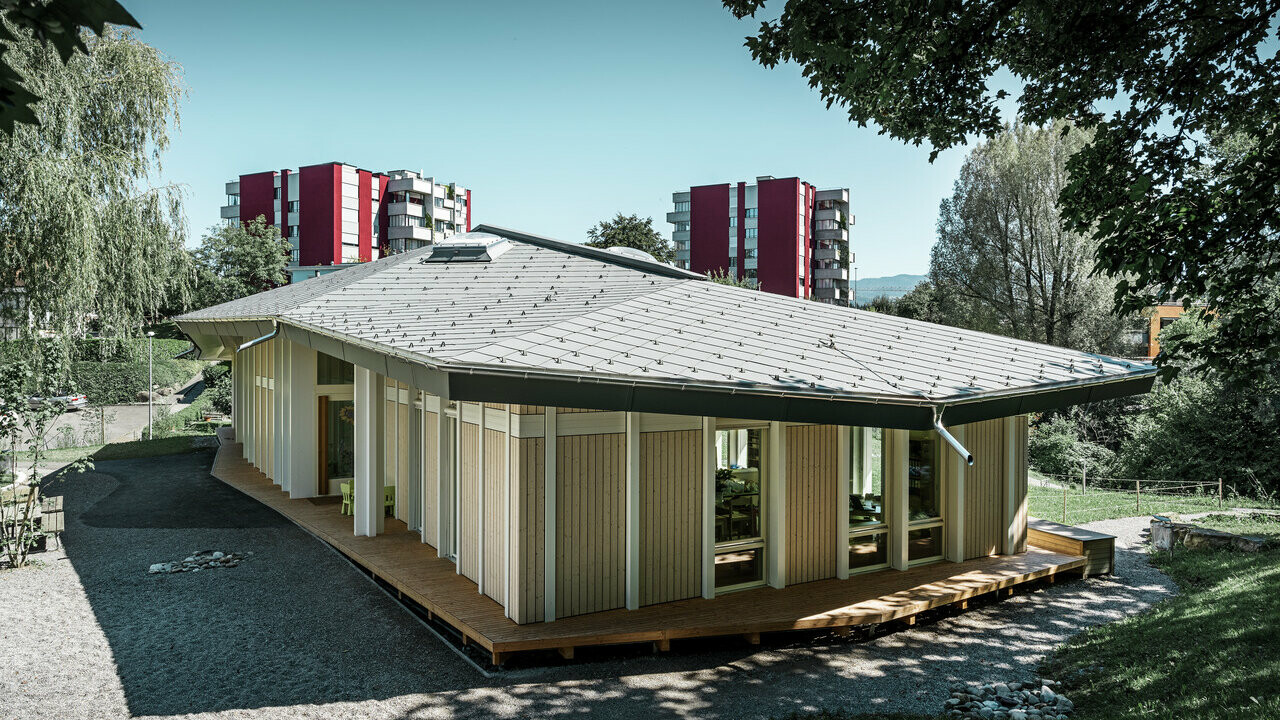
212,430 -> 1087,665
1028,516 -> 1116,577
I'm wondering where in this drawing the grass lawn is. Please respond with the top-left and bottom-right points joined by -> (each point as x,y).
1027,484 -> 1277,524
15,435 -> 212,465
1042,512 -> 1280,720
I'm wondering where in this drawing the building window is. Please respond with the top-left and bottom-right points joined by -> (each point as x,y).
746,228 -> 758,239
287,225 -> 298,238
227,194 -> 240,206
745,208 -> 758,218
715,427 -> 767,591
316,352 -> 354,385
745,268 -> 758,280
287,200 -> 299,213
435,220 -> 446,232
674,221 -> 689,231
289,249 -> 299,264
744,248 -> 756,259
729,215 -> 737,227
907,430 -> 944,563
434,197 -> 444,208
849,428 -> 888,572
673,201 -> 690,212
816,219 -> 839,230
728,257 -> 737,268
818,199 -> 837,210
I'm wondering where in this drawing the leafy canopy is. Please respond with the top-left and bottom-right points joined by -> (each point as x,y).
724,0 -> 1280,383
191,216 -> 290,310
0,0 -> 139,133
583,213 -> 675,264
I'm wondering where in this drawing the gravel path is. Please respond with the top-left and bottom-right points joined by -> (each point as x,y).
0,454 -> 1176,720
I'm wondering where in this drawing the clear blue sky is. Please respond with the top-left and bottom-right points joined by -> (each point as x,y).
131,0 -> 977,278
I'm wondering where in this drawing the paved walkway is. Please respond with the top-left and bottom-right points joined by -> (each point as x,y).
0,452 -> 1176,720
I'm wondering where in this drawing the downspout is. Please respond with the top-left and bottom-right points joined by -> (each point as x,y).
237,324 -> 279,353
933,408 -> 974,466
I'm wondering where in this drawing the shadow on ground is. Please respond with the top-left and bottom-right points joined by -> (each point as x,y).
52,451 -> 1175,719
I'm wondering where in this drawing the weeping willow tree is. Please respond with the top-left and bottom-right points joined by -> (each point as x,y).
0,22 -> 187,567
0,22 -> 190,342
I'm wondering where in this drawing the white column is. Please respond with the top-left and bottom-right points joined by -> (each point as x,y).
766,421 -> 788,588
945,425 -> 966,562
700,417 -> 716,599
503,406 -> 513,618
477,403 -> 486,596
230,355 -> 239,440
543,407 -> 558,622
435,404 -> 450,557
624,411 -> 640,610
245,345 -> 256,466
1002,416 -> 1019,555
287,344 -> 317,498
273,339 -> 287,488
354,366 -> 385,537
837,425 -> 851,580
407,389 -> 422,533
888,429 -> 910,570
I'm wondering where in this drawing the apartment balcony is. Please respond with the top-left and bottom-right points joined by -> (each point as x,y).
387,225 -> 432,241
813,266 -> 849,281
388,202 -> 426,218
813,247 -> 840,261
675,249 -> 690,263
672,230 -> 690,244
815,187 -> 849,204
220,205 -> 240,220
815,208 -> 844,222
666,210 -> 690,224
672,190 -> 690,203
815,228 -> 849,242
386,176 -> 434,195
813,286 -> 839,300
225,181 -> 240,195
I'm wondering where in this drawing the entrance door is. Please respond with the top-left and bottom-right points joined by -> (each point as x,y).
317,396 -> 355,496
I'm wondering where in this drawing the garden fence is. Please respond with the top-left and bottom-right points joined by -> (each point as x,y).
1032,474 -> 1229,524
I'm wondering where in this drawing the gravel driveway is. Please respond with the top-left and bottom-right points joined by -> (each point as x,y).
0,453 -> 1176,720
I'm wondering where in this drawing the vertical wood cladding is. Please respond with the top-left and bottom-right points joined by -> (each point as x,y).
510,436 -> 545,623
786,424 -> 839,585
483,428 -> 506,603
458,420 -> 480,582
639,430 -> 703,606
555,433 -> 626,618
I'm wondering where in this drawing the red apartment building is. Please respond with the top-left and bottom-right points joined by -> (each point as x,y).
668,175 -> 852,304
221,162 -> 471,281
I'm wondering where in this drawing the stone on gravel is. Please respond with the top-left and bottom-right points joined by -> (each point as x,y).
148,549 -> 249,574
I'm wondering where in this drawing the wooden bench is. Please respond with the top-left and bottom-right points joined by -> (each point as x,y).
1028,517 -> 1114,577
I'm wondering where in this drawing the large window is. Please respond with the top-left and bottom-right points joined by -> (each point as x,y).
849,428 -> 888,572
317,352 -> 354,385
714,426 -> 766,591
673,200 -> 690,212
907,430 -> 943,562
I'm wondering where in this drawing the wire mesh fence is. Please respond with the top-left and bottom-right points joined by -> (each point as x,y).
1026,475 -> 1263,525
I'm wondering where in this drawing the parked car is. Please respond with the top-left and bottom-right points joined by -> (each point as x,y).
27,393 -> 88,411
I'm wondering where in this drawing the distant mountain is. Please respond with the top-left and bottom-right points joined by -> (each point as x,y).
853,273 -> 927,303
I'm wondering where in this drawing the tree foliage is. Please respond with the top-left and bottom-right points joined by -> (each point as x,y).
584,213 -> 675,264
0,0 -> 139,133
706,268 -> 757,289
724,0 -> 1280,383
931,123 -> 1129,352
190,216 -> 289,310
0,23 -> 189,340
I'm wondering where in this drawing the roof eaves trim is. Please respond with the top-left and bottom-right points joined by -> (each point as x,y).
473,224 -> 705,280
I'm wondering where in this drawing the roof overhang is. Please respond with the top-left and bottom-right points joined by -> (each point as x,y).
176,316 -> 1157,431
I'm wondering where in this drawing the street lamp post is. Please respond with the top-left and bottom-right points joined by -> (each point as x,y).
147,331 -> 155,440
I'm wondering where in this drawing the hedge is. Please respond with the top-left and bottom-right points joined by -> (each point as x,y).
72,337 -> 192,363
70,358 -> 203,405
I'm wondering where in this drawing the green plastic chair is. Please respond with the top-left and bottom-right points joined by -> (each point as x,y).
340,482 -> 352,515
384,485 -> 395,516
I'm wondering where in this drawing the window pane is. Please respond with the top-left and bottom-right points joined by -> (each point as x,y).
317,352 -> 354,385
908,430 -> 941,520
325,399 -> 355,480
850,428 -> 885,527
715,427 -> 764,544
907,526 -> 942,561
715,547 -> 763,588
848,532 -> 887,571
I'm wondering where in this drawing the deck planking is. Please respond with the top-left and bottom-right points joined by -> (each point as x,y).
212,430 -> 1087,663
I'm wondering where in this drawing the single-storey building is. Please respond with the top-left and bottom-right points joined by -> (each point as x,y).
175,226 -> 1155,662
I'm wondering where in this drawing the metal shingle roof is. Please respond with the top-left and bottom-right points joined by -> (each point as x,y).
176,226 -> 1154,406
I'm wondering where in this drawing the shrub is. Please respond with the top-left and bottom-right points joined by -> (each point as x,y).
1029,414 -> 1116,479
204,362 -> 232,414
71,336 -> 192,363
69,357 -> 200,405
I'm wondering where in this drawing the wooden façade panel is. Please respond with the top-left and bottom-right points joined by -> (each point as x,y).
396,400 -> 408,522
510,436 -> 545,623
639,429 -> 702,607
962,419 -> 1004,559
483,427 -> 507,603
1012,416 -> 1029,552
556,432 -> 626,618
786,424 -> 840,585
458,420 -> 481,583
422,410 -> 439,546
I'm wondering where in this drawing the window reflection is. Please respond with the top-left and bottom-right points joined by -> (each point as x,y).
908,430 -> 940,521
714,426 -> 766,590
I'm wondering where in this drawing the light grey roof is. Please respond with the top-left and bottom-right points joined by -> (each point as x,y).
176,226 -> 1155,427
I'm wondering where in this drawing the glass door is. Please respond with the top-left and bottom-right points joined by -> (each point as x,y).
713,426 -> 767,592
317,396 -> 354,496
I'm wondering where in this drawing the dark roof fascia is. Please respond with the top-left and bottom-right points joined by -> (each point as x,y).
473,224 -> 705,281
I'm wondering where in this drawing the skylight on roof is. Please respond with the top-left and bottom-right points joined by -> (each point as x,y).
423,232 -> 512,263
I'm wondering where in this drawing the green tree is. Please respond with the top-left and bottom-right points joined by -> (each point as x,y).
706,268 -> 757,289
930,123 -> 1127,352
584,213 -> 675,264
191,216 -> 290,309
0,23 -> 189,339
0,0 -> 139,133
724,0 -> 1280,383
888,279 -> 941,323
